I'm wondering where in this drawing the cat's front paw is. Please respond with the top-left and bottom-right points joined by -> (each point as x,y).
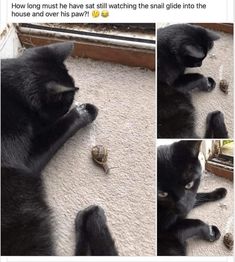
212,188 -> 227,200
208,225 -> 221,242
206,77 -> 216,91
75,103 -> 98,123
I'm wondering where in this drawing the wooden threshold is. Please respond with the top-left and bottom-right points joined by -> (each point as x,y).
205,162 -> 233,181
195,23 -> 233,34
18,34 -> 155,70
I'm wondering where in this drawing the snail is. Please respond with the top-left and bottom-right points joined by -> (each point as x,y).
91,145 -> 109,174
223,233 -> 233,250
219,79 -> 229,94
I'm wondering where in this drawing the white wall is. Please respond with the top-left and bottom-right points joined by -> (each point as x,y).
0,24 -> 21,59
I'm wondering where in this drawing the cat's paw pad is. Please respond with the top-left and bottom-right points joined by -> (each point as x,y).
75,103 -> 98,123
212,188 -> 227,200
209,225 -> 221,242
206,77 -> 216,91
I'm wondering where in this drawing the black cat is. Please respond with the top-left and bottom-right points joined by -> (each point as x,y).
157,24 -> 228,138
157,140 -> 227,256
1,42 -> 118,256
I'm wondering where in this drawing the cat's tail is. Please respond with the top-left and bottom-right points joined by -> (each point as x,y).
204,111 -> 229,138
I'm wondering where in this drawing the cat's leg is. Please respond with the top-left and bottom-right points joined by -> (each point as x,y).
174,73 -> 216,93
75,205 -> 118,256
29,104 -> 98,172
194,188 -> 227,207
172,219 -> 221,244
205,111 -> 229,138
158,234 -> 186,256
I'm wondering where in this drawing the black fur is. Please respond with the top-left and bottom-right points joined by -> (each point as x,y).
157,140 -> 227,256
1,42 -> 118,256
157,24 -> 228,138
75,205 -> 118,256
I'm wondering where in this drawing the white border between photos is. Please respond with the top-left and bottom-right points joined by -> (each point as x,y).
1,256 -> 234,262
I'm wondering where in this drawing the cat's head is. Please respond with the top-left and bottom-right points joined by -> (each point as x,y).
171,24 -> 219,68
19,42 -> 78,123
157,140 -> 202,216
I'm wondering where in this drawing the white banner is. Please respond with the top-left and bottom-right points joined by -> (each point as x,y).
2,0 -> 234,23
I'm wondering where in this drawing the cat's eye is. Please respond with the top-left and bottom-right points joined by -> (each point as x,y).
158,192 -> 168,198
185,181 -> 194,189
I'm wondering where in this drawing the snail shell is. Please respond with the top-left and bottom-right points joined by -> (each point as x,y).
91,145 -> 108,165
91,145 -> 109,174
223,233 -> 233,250
219,79 -> 229,94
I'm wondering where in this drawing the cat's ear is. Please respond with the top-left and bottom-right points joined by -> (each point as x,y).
46,81 -> 79,94
49,42 -> 74,61
174,140 -> 202,158
206,30 -> 220,41
184,45 -> 205,59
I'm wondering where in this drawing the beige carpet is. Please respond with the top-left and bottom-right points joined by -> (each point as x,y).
43,58 -> 156,256
189,31 -> 234,138
188,172 -> 234,256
